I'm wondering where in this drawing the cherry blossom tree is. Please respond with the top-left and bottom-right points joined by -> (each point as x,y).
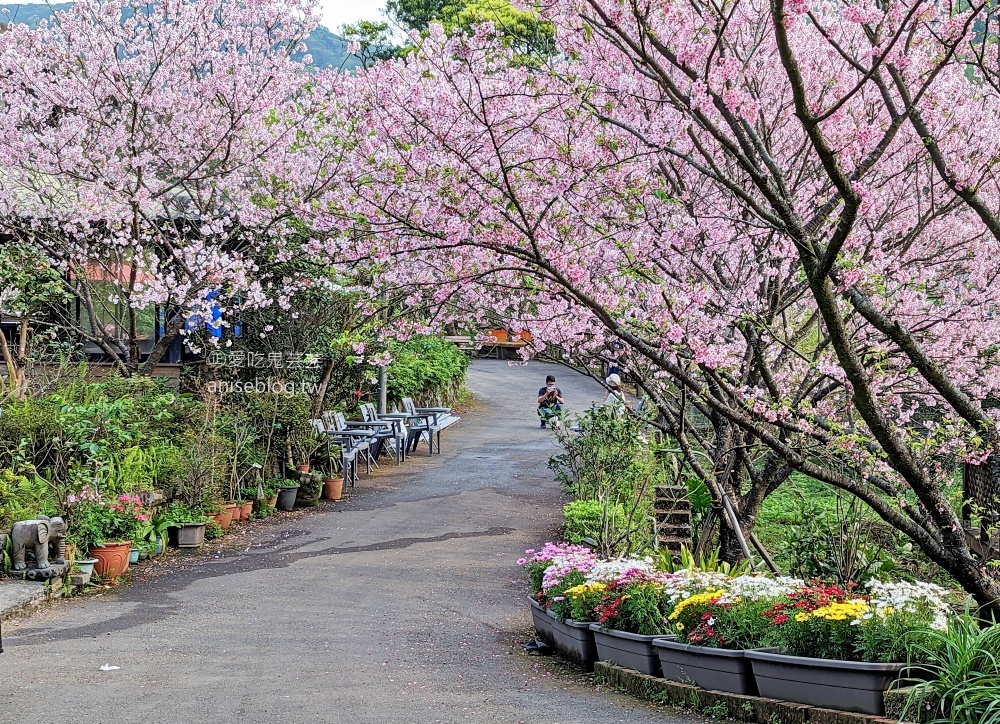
0,0 -> 341,374
311,2 -> 1000,608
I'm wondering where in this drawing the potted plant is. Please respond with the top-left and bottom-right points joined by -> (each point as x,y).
294,471 -> 322,508
263,477 -> 282,508
588,569 -> 679,677
66,487 -> 149,580
275,478 -> 300,511
74,556 -> 99,577
136,510 -> 171,557
653,576 -> 795,694
291,429 -> 325,474
746,580 -> 951,715
518,544 -> 601,666
162,502 -> 208,548
225,500 -> 242,523
322,471 -> 344,501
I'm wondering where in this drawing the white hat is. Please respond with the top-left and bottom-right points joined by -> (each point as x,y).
606,373 -> 622,387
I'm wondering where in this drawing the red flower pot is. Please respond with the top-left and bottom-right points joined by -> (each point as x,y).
225,502 -> 241,522
240,501 -> 253,519
89,541 -> 131,580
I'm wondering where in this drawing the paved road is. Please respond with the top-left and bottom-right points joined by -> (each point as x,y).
0,360 -> 703,724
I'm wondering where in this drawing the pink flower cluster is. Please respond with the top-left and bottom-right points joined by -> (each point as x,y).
540,552 -> 600,592
67,488 -> 148,522
611,568 -> 675,587
517,542 -> 594,566
66,485 -> 102,504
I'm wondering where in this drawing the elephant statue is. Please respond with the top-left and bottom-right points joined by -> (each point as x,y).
11,516 -> 67,571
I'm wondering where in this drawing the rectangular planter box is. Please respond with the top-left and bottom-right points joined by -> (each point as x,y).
549,616 -> 598,671
745,650 -> 906,716
589,625 -> 668,677
528,598 -> 553,645
654,638 -> 777,695
171,522 -> 206,549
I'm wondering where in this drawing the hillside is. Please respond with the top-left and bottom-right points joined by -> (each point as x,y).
1,3 -> 359,70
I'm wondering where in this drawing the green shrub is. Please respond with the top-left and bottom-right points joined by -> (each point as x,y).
550,407 -> 659,556
0,469 -> 55,530
387,335 -> 469,403
563,499 -> 628,548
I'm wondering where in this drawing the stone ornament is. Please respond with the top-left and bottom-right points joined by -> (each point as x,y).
9,516 -> 68,581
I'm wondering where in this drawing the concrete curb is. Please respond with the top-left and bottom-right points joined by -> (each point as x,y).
0,577 -> 73,623
593,662 -> 915,724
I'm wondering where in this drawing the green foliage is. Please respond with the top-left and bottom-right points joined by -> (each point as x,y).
758,476 -> 911,583
66,491 -> 149,550
387,335 -> 469,403
566,583 -> 605,622
904,614 -> 1000,723
387,0 -> 554,62
438,0 -> 555,62
386,0 -> 444,30
161,501 -> 208,525
702,702 -> 729,718
546,569 -> 586,621
610,581 -> 671,636
204,521 -> 224,540
550,407 -> 661,556
563,498 -> 627,548
655,546 -> 752,576
340,20 -> 398,68
0,469 -> 55,530
524,561 -> 548,596
669,593 -> 775,649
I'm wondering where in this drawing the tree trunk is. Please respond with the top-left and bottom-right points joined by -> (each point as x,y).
310,358 -> 336,418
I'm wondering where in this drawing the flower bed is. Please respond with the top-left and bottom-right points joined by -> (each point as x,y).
520,542 -> 961,714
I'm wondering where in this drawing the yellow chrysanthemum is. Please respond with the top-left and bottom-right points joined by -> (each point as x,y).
802,601 -> 869,623
667,589 -> 725,620
675,622 -> 684,631
564,582 -> 607,599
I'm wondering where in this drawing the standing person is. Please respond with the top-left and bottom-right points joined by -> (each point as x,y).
604,373 -> 627,415
537,374 -> 564,428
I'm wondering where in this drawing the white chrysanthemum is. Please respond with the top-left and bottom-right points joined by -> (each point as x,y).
866,579 -> 955,631
584,556 -> 655,584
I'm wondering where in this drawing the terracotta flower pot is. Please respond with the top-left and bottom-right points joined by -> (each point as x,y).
297,464 -> 310,473
240,501 -> 253,519
225,502 -> 241,522
214,509 -> 233,531
268,494 -> 278,507
322,477 -> 344,501
89,541 -> 131,580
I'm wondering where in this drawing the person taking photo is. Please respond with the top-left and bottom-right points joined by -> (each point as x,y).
537,374 -> 564,428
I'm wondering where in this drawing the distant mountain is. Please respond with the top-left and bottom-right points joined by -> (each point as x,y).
1,3 -> 359,71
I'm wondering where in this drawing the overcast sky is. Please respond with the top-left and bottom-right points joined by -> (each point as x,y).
315,0 -> 388,31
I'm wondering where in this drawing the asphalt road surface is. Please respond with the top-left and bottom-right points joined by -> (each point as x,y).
0,360 -> 705,724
